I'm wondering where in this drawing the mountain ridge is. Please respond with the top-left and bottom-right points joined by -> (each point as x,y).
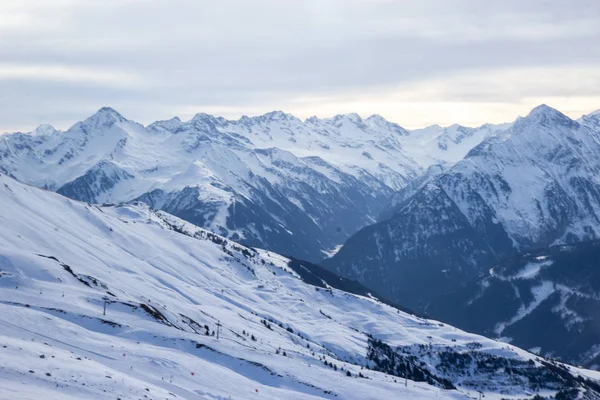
325,104 -> 600,307
0,106 -> 498,261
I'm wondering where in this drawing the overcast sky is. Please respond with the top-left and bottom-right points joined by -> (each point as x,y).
1,0 -> 599,132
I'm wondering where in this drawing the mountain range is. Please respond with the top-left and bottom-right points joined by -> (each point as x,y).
0,107 -> 501,262
3,104 -> 600,380
321,105 -> 600,369
325,105 -> 600,308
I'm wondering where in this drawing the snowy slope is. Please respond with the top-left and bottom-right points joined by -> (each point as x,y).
2,174 -> 600,399
0,108 -> 493,262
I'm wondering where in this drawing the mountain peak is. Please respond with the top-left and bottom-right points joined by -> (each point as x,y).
96,106 -> 126,119
81,107 -> 128,128
321,113 -> 365,127
335,112 -> 362,122
146,116 -> 183,133
579,109 -> 600,130
517,104 -> 576,129
255,110 -> 298,122
366,114 -> 409,135
190,113 -> 226,131
32,124 -> 59,136
191,112 -> 217,122
528,103 -> 551,113
366,114 -> 387,123
527,104 -> 568,120
581,109 -> 600,120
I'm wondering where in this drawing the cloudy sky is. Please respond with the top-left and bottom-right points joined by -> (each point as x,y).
1,0 -> 599,132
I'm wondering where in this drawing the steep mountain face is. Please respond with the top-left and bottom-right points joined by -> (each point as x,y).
2,173 -> 600,400
325,105 -> 600,309
427,240 -> 600,370
325,182 -> 502,310
0,108 -> 494,262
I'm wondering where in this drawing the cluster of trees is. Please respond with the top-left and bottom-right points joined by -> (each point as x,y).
241,330 -> 257,341
202,324 -> 215,337
367,336 -> 455,390
275,348 -> 287,356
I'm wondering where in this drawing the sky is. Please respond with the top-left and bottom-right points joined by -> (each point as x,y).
1,0 -> 599,133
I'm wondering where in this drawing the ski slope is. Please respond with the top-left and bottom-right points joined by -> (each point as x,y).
1,173 -> 599,399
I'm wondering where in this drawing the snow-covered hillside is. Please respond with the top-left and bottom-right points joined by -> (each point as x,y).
325,105 -> 600,310
0,108 -> 494,262
2,174 -> 600,399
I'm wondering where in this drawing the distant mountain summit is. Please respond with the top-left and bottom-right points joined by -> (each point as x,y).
0,107 -> 494,261
325,104 -> 600,310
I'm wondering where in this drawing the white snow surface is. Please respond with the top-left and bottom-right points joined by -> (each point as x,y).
514,260 -> 553,280
2,174 -> 598,399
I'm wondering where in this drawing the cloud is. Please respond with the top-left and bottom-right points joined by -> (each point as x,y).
0,63 -> 146,87
0,0 -> 599,132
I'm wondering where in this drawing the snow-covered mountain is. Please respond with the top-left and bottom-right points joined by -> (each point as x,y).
0,108 -> 495,262
325,105 -> 600,310
427,240 -> 600,370
579,110 -> 600,132
404,122 -> 512,168
2,173 -> 600,400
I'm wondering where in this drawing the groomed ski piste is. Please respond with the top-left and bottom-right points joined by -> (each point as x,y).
1,173 -> 599,400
